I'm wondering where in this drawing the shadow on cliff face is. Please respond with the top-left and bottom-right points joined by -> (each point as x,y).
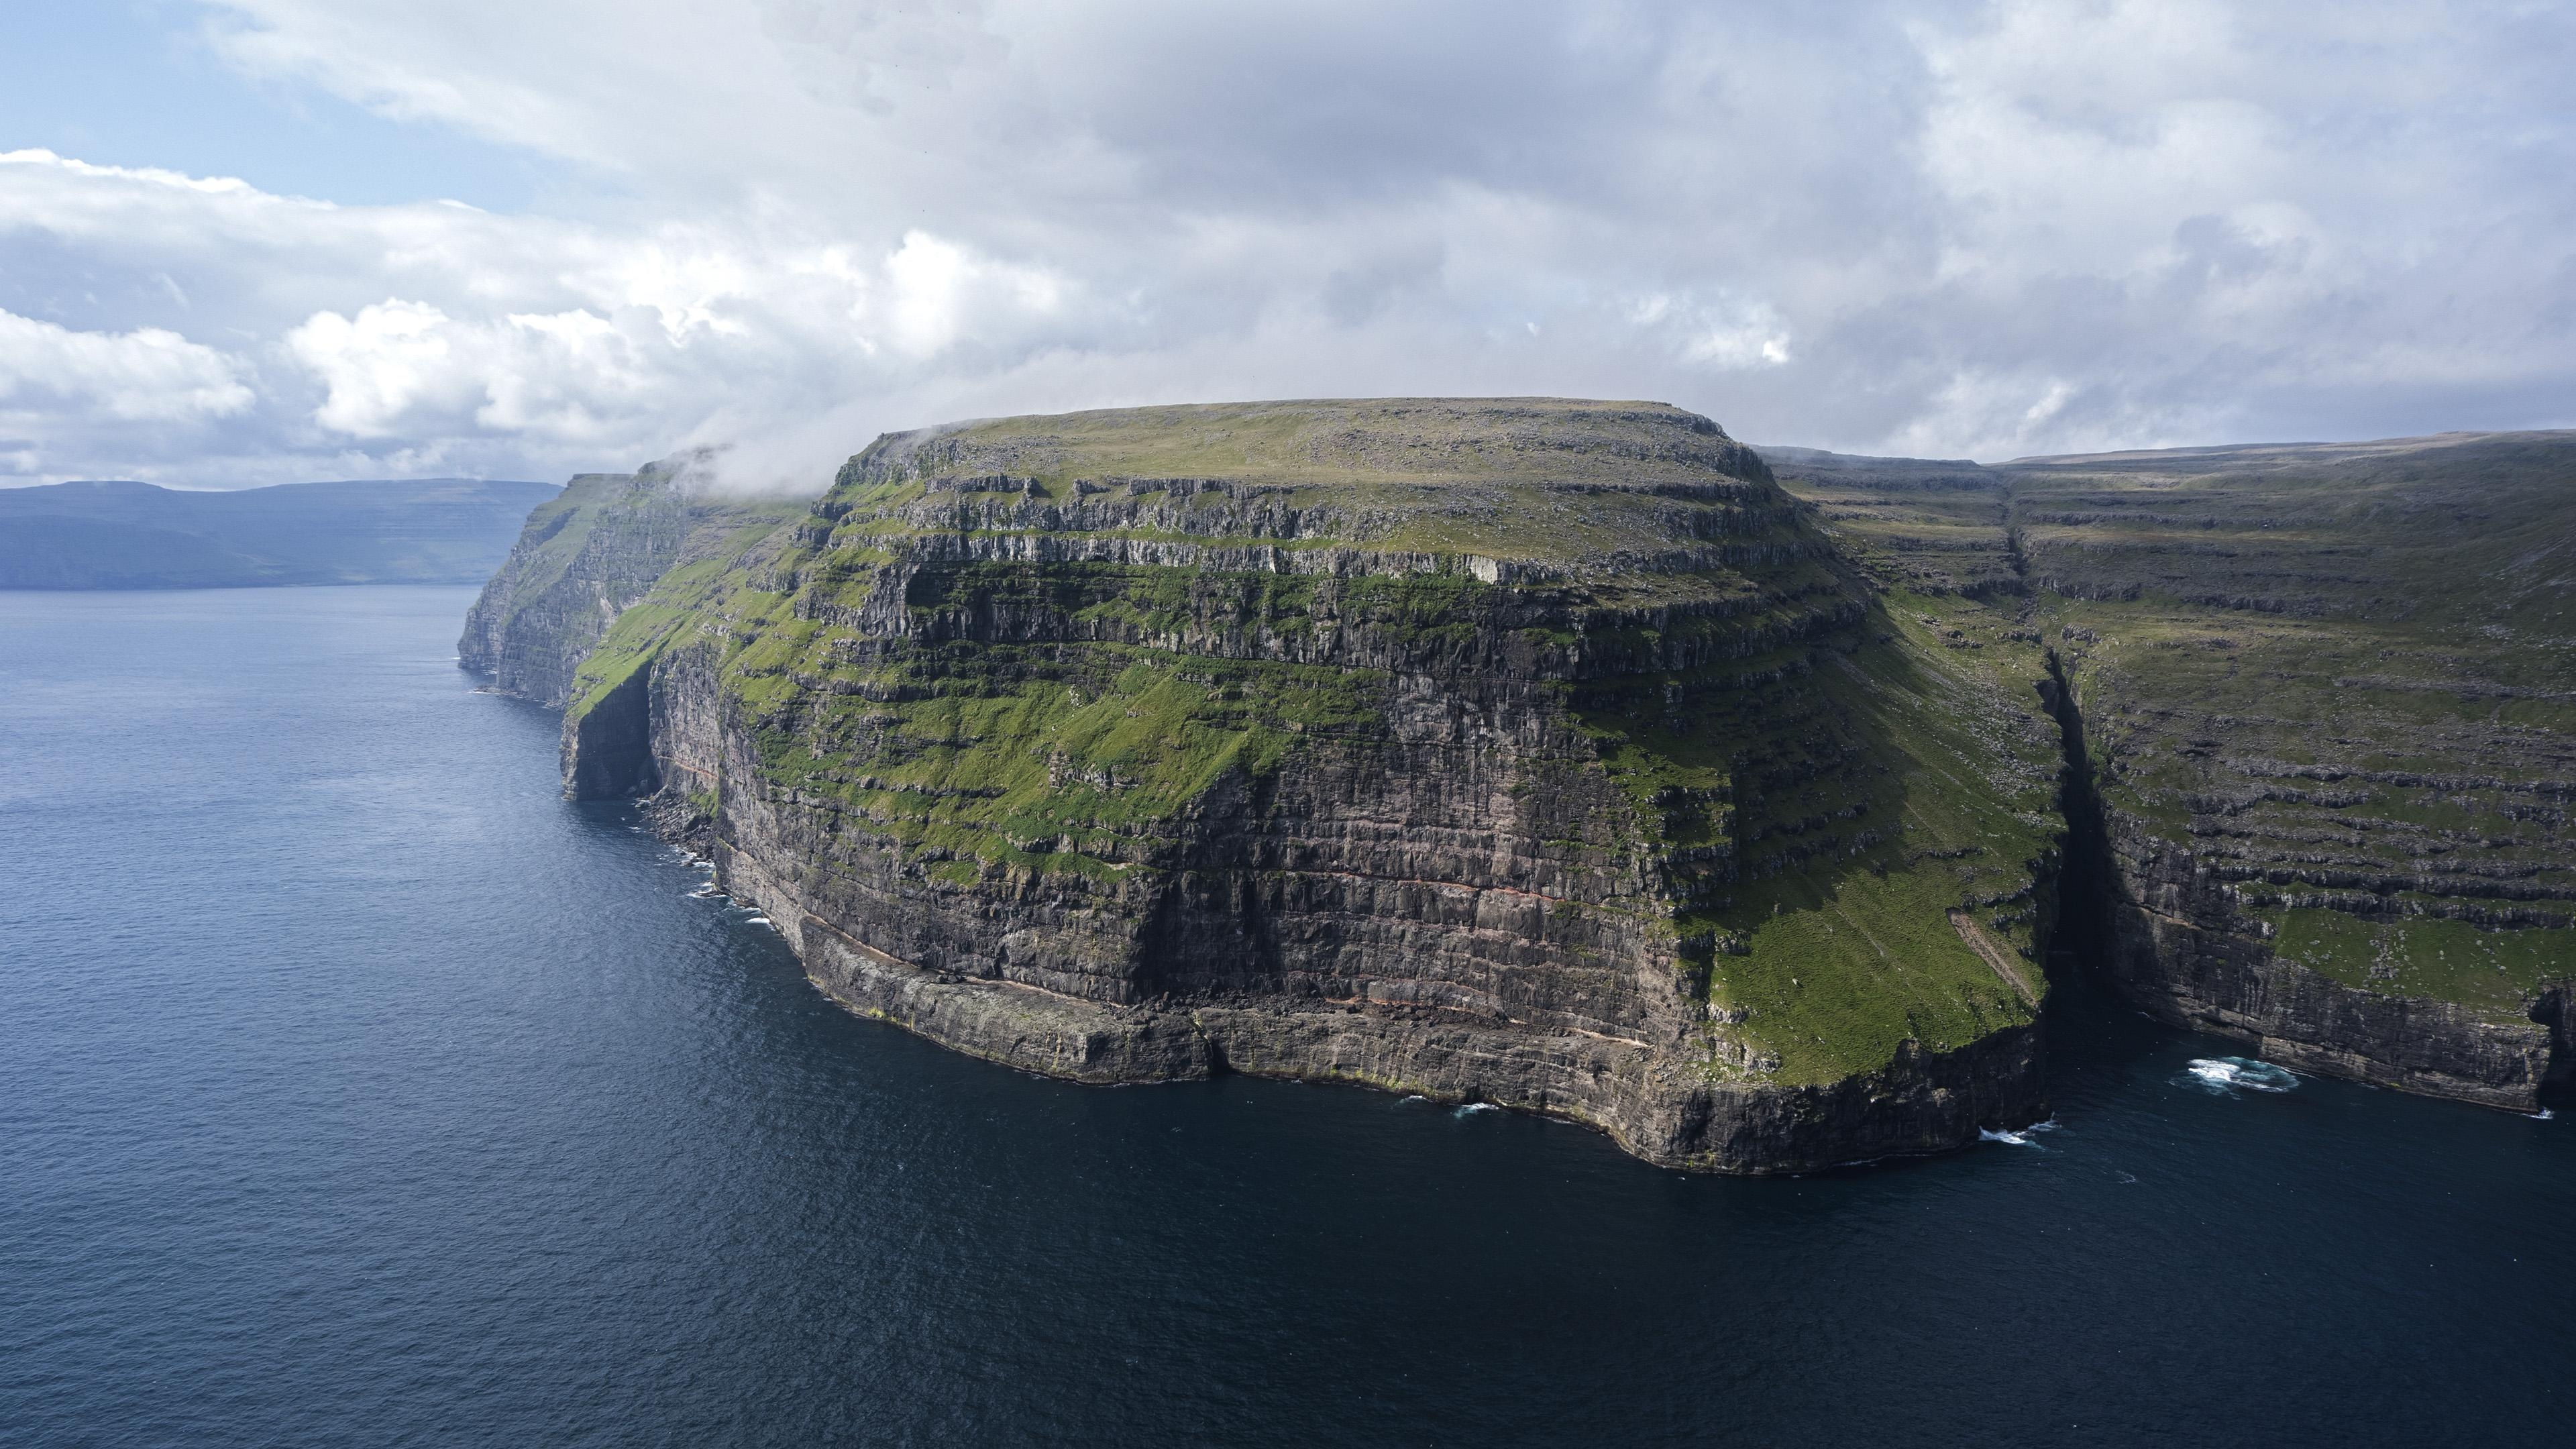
2017,653 -> 2210,1101
1533,596 -> 2070,1086
2038,648 -> 2118,986
2538,991 -> 2576,1110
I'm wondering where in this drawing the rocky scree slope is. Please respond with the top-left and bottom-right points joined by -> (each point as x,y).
480,400 -> 2065,1173
1770,432 -> 2576,1109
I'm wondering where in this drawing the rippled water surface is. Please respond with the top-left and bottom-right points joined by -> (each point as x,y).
4,586 -> 2569,1448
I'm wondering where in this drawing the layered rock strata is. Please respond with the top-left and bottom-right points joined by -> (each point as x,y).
1773,433 -> 2576,1110
525,401 -> 2065,1172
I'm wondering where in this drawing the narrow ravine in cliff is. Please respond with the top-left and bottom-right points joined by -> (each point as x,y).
2036,649 -> 2120,982
1986,464 -> 2575,1111
1994,482 -> 2118,989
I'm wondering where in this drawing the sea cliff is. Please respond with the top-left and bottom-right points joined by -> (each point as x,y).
460,462 -> 803,708
472,400 -> 2065,1171
463,406 -> 2575,1166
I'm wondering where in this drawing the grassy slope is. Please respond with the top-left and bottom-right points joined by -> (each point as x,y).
1771,431 -> 2576,1023
1589,597 -> 2059,1078
490,464 -> 806,703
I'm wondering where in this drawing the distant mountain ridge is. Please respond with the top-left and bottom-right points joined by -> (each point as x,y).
0,476 -> 559,589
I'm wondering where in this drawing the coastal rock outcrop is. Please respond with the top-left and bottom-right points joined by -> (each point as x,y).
465,417 -> 2576,1169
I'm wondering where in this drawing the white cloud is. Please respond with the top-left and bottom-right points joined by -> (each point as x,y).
0,305 -> 254,482
288,300 -> 473,437
288,300 -> 660,442
0,1 -> 2571,487
0,307 -> 253,423
1683,307 -> 1794,370
882,230 -> 1067,358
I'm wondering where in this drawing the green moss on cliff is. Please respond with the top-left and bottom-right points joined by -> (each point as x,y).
744,635 -> 1387,881
566,517 -> 804,716
2261,908 -> 2569,1015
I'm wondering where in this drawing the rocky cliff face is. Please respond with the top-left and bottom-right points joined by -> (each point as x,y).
461,462 -> 803,707
1775,433 -> 2576,1112
468,418 -> 2573,1171
551,400 -> 2065,1172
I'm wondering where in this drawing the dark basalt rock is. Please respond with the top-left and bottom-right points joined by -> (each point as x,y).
2100,814 -> 2561,1108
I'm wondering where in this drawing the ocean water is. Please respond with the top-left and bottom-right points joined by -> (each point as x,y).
3,585 -> 2568,1448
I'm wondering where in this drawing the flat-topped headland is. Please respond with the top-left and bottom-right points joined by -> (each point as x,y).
462,400 -> 2575,1169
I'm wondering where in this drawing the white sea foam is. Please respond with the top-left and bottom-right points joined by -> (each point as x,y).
2183,1057 -> 2298,1093
1399,1095 -> 1428,1105
2532,1108 -> 2556,1121
744,915 -> 771,927
1454,1102 -> 1499,1118
1978,1116 -> 2057,1148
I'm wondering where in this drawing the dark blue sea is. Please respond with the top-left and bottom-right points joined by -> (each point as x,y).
3,585 -> 2569,1448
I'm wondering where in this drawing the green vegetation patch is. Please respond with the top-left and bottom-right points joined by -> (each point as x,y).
1574,590 -> 2063,1083
2262,907 -> 2573,1016
749,639 -> 1388,881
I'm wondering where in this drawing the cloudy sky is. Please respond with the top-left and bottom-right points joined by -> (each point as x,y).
2,0 -> 2570,490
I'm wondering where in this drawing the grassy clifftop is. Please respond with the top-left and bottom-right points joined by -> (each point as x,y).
858,396 -> 1776,492
2006,431 -> 2576,632
827,398 -> 1783,575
